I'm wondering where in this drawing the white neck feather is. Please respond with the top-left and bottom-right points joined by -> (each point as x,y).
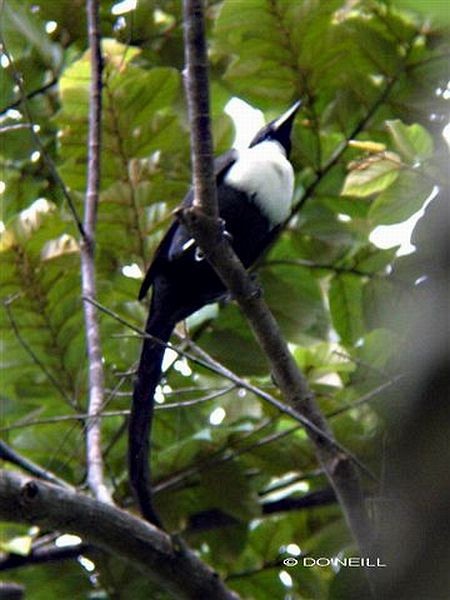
224,140 -> 294,226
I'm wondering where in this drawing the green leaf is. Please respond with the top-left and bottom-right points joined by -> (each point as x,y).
341,154 -> 401,198
199,304 -> 267,375
155,434 -> 206,476
329,274 -> 365,345
7,562 -> 91,600
2,0 -> 62,70
204,523 -> 249,566
294,342 -> 356,386
230,566 -> 286,600
249,518 -> 295,561
56,40 -> 183,191
319,196 -> 370,219
304,518 -> 352,556
214,0 -> 346,108
356,329 -> 401,372
354,247 -> 398,273
386,120 -> 434,163
369,169 -> 433,225
329,565 -> 372,600
244,423 -> 314,476
363,277 -> 416,333
201,461 -> 260,522
261,265 -> 329,343
0,201 -> 85,409
393,1 -> 450,26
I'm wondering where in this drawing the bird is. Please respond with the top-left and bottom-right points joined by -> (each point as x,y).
129,100 -> 302,526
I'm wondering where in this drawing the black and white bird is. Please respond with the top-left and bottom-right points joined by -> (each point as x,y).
129,100 -> 301,526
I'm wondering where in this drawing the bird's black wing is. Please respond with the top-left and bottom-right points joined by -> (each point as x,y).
138,220 -> 178,300
138,149 -> 238,300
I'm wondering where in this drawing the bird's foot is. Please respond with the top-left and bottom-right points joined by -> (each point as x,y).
194,218 -> 232,262
248,273 -> 263,298
217,217 -> 233,244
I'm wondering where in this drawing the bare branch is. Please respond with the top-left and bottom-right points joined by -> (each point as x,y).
0,470 -> 239,600
81,0 -> 112,505
289,34 -> 419,222
3,297 -> 74,407
0,76 -> 58,116
0,440 -> 73,489
183,0 -> 217,219
181,0 -> 376,583
187,488 -> 337,532
0,582 -> 24,600
82,296 -> 372,477
186,340 -> 376,481
0,38 -> 85,237
0,542 -> 92,572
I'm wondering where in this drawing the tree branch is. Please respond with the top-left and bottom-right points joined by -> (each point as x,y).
0,38 -> 84,238
289,32 -> 419,222
0,440 -> 72,490
187,488 -> 337,532
181,0 -> 375,585
3,297 -> 74,407
183,0 -> 218,220
81,0 -> 111,505
0,76 -> 58,116
0,543 -> 92,572
84,296 -> 368,457
0,582 -> 24,600
0,470 -> 239,600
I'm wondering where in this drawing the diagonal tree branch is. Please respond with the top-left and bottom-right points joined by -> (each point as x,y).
3,297 -> 75,407
0,76 -> 58,116
80,0 -> 112,505
81,296 -> 374,480
0,440 -> 73,489
181,1 -> 376,593
0,543 -> 92,572
288,33 -> 419,222
0,35 -> 85,238
187,487 -> 337,533
0,470 -> 239,600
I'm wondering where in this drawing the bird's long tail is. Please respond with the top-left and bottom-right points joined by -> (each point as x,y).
128,307 -> 175,528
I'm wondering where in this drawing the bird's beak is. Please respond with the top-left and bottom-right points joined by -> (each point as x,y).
248,99 -> 302,150
272,100 -> 302,131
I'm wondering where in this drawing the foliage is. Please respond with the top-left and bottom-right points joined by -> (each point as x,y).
0,0 -> 449,598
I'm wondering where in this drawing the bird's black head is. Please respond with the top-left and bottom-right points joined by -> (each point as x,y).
249,100 -> 302,157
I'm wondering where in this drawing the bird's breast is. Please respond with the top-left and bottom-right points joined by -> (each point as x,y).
223,141 -> 294,227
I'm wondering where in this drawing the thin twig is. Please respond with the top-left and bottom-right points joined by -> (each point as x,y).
263,258 -> 377,278
185,340 -> 376,482
0,38 -> 85,237
81,0 -> 112,505
288,35 -> 418,222
327,374 -> 405,418
3,297 -> 74,406
0,440 -> 73,489
0,542 -> 92,572
0,123 -> 34,132
0,76 -> 58,116
154,417 -> 276,496
84,296 -> 373,477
